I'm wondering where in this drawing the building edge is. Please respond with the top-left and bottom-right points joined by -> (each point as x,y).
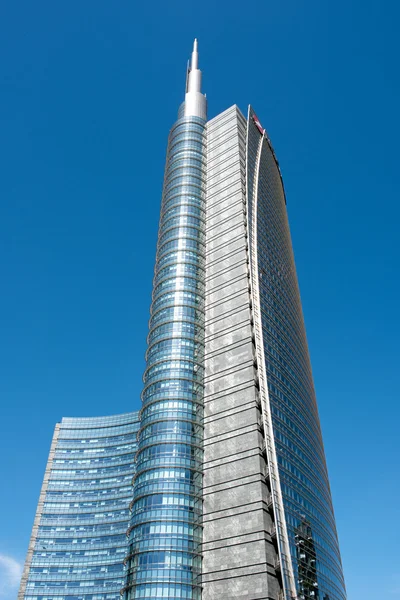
18,424 -> 61,600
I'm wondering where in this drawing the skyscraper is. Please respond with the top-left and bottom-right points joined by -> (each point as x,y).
20,40 -> 346,600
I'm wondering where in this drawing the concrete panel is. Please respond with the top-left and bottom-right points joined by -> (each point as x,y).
203,105 -> 281,600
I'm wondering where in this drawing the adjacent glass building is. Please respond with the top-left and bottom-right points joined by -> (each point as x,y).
18,412 -> 140,600
20,41 -> 346,600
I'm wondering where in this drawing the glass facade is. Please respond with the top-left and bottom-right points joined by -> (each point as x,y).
246,106 -> 346,600
19,412 -> 139,600
19,42 -> 346,600
123,115 -> 206,600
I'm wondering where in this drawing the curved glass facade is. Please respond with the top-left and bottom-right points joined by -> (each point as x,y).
19,412 -> 139,600
246,106 -> 346,600
123,115 -> 206,600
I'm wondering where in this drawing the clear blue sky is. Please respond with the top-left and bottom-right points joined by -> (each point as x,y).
0,1 -> 399,599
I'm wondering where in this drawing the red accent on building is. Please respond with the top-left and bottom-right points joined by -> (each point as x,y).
252,114 -> 264,135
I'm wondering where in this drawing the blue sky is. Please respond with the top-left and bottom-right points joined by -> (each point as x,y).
0,1 -> 399,598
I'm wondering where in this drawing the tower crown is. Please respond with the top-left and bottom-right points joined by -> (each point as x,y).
184,39 -> 207,120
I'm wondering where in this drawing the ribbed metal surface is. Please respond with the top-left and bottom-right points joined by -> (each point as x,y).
124,115 -> 206,600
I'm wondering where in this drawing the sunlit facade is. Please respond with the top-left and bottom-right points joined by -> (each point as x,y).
20,41 -> 346,600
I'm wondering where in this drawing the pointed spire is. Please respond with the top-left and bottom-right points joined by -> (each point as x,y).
187,38 -> 201,94
182,38 -> 207,120
191,38 -> 199,70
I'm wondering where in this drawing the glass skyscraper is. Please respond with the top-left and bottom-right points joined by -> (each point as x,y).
18,412 -> 140,600
20,41 -> 346,600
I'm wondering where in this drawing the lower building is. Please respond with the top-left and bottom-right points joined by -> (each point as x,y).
18,412 -> 139,600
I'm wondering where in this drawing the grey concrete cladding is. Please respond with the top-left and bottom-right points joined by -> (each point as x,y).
202,105 -> 281,600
